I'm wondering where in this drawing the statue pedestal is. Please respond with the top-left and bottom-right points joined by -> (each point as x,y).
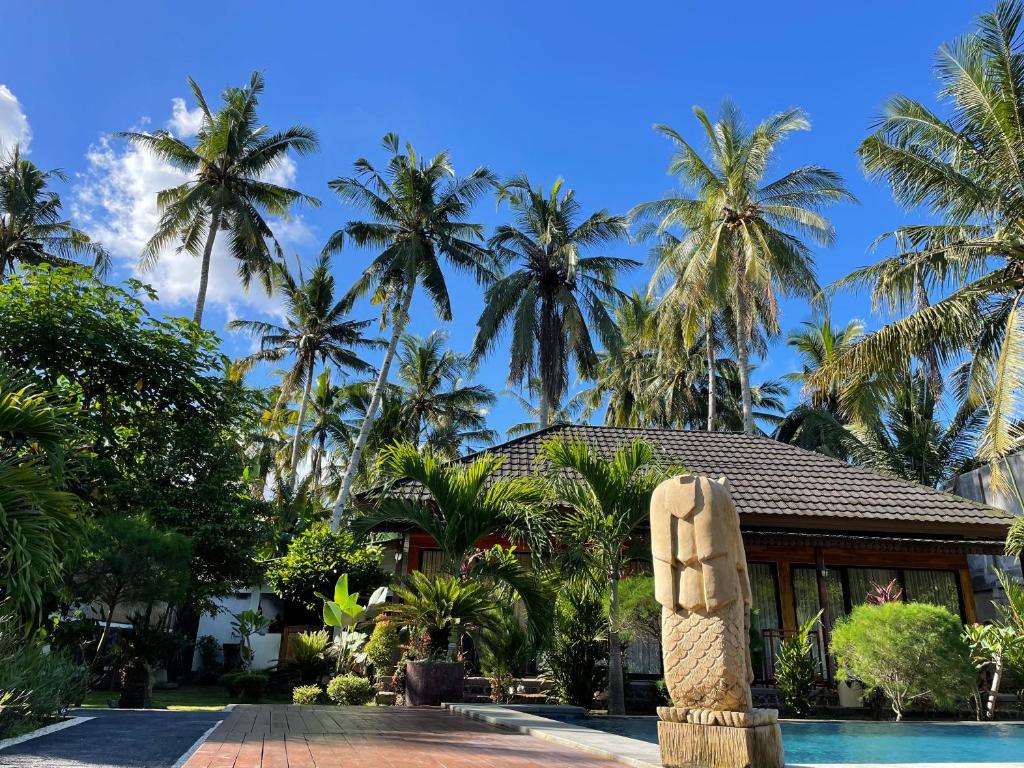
657,708 -> 784,768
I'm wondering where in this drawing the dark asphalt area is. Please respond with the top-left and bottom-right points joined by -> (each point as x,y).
0,708 -> 223,768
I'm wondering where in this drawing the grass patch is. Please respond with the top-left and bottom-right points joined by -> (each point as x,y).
81,684 -> 288,711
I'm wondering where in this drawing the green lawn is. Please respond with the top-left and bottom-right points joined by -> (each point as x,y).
81,685 -> 287,712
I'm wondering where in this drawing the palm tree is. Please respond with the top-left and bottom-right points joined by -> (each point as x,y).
326,134 -> 496,529
230,253 -> 377,486
472,176 -> 636,428
389,572 -> 497,658
395,331 -> 497,452
633,103 -> 853,433
539,436 -> 674,716
0,147 -> 109,278
503,385 -> 591,438
815,1 -> 1024,503
305,369 -> 347,499
0,365 -> 81,621
352,442 -> 552,641
121,72 -> 319,326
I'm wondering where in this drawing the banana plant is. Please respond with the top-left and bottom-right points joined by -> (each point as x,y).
316,574 -> 388,630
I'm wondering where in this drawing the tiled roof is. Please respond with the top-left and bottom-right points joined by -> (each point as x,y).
390,423 -> 1014,534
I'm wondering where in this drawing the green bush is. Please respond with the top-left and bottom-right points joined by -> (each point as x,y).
608,576 -> 661,644
218,671 -> 269,703
292,684 -> 322,705
0,608 -> 87,737
541,587 -> 608,710
326,674 -> 374,705
830,602 -> 976,720
365,621 -> 400,675
775,611 -> 820,717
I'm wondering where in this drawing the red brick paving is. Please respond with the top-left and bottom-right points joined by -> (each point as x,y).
183,705 -> 623,768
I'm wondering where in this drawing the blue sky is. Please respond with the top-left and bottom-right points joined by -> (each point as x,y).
0,1 -> 992,438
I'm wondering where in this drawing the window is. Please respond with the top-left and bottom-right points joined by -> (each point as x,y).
846,568 -> 900,606
792,566 -> 845,628
904,569 -> 961,615
748,563 -> 781,634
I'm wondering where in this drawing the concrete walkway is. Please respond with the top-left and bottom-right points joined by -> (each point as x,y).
0,708 -> 223,768
182,705 -> 626,768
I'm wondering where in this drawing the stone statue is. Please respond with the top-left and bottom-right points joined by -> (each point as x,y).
651,474 -> 783,768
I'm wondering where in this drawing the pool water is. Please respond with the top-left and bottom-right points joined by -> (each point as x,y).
551,715 -> 1024,764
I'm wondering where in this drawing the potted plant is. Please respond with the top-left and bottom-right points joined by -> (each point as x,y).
390,572 -> 495,706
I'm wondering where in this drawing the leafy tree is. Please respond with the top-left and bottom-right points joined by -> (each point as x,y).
608,575 -> 661,646
0,364 -> 82,622
817,1 -> 1024,507
230,253 -> 378,485
120,72 -> 319,326
0,147 -> 108,278
395,330 -> 496,453
472,176 -> 635,427
540,436 -> 675,715
830,602 -> 976,720
75,515 -> 191,665
0,266 -> 270,609
265,522 -> 387,614
353,442 -> 552,640
326,133 -> 496,528
633,103 -> 852,433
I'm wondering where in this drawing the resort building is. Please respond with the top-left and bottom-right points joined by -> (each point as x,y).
380,423 -> 1019,683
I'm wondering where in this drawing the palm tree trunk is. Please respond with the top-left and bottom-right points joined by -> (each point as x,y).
731,247 -> 754,434
986,655 -> 1004,719
538,390 -> 550,429
330,286 -> 413,531
289,363 -> 315,489
607,572 -> 626,715
706,319 -> 716,432
193,214 -> 220,327
915,268 -> 943,398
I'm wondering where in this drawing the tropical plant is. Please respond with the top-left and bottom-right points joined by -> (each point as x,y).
353,441 -> 552,638
610,575 -> 661,645
540,584 -> 608,710
120,71 -> 319,326
218,670 -> 269,702
317,573 -> 389,632
503,384 -> 591,437
231,609 -> 270,670
830,602 -> 976,720
867,579 -> 904,605
290,629 -> 332,684
292,684 -> 322,704
326,133 -> 496,528
775,610 -> 821,717
0,364 -> 81,622
633,102 -> 852,433
478,609 -> 533,704
395,330 -> 496,453
965,622 -> 1024,718
540,436 -> 675,715
230,253 -> 377,486
389,572 -> 497,659
816,1 -> 1024,502
472,175 -> 634,428
326,673 -> 374,705
0,147 -> 108,278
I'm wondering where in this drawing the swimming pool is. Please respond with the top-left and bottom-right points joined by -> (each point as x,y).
549,715 -> 1024,764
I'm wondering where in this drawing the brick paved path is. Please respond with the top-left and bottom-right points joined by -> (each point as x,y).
183,705 -> 624,768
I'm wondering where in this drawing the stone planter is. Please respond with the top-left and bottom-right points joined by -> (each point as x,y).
404,660 -> 464,706
837,680 -> 864,708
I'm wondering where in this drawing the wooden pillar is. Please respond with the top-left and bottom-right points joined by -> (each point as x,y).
777,561 -> 797,632
813,547 -> 834,681
958,566 -> 977,625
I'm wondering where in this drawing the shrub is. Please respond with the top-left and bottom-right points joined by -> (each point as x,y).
196,634 -> 221,672
775,611 -> 820,717
608,576 -> 661,644
290,630 -> 332,684
218,671 -> 269,703
541,587 -> 607,710
365,621 -> 400,676
0,608 -> 87,737
292,685 -> 322,705
830,602 -> 975,720
326,674 -> 374,705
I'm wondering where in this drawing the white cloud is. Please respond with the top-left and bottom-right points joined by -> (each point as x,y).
74,99 -> 315,321
0,84 -> 31,152
167,97 -> 204,138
